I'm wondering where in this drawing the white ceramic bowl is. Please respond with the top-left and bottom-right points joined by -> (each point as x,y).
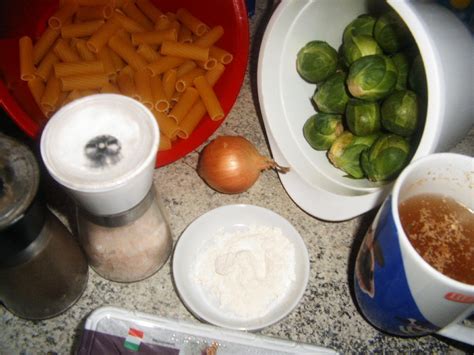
172,204 -> 310,331
257,0 -> 473,221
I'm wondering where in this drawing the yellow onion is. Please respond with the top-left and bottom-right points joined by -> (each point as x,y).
197,135 -> 289,194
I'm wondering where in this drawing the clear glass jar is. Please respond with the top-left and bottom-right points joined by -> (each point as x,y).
77,185 -> 172,283
0,133 -> 88,320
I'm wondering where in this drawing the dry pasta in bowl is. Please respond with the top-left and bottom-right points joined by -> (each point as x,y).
2,0 -> 249,166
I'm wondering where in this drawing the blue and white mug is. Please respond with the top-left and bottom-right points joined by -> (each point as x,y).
354,153 -> 474,345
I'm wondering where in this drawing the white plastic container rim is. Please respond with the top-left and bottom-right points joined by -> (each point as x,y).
40,94 -> 159,216
257,0 -> 473,221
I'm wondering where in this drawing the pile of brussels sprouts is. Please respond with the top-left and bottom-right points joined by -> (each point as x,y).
296,11 -> 427,182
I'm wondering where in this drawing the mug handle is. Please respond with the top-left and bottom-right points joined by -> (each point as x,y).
436,308 -> 474,346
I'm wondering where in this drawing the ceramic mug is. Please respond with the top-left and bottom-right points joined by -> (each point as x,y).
354,153 -> 474,345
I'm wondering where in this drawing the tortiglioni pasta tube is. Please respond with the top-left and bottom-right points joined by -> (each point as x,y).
136,0 -> 166,23
153,109 -> 180,140
146,56 -> 185,76
61,20 -> 104,39
131,29 -> 177,46
113,11 -> 147,33
205,62 -> 226,86
36,52 -> 60,81
194,26 -> 224,48
109,49 -> 126,72
108,35 -> 148,71
122,1 -> 154,30
160,41 -> 208,62
75,39 -> 97,61
87,18 -> 120,53
27,77 -> 46,106
134,69 -> 154,109
33,27 -> 60,65
176,8 -> 207,36
78,0 -> 110,6
97,46 -> 116,76
162,68 -> 177,100
165,12 -> 177,22
175,67 -> 205,92
60,73 -> 110,91
169,21 -> 181,35
136,44 -> 161,63
178,26 -> 193,44
176,60 -> 196,77
193,75 -> 224,120
100,81 -> 121,94
53,39 -> 81,62
150,75 -> 169,112
196,57 -> 217,71
116,70 -> 140,100
168,86 -> 199,124
41,75 -> 62,111
178,64 -> 225,137
155,16 -> 171,31
177,101 -> 206,139
19,36 -> 36,81
158,133 -> 172,151
209,45 -> 233,64
76,5 -> 113,21
63,89 -> 98,105
54,60 -> 104,77
49,3 -> 78,30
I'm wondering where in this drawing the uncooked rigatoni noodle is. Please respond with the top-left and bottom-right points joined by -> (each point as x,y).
20,1 -> 233,151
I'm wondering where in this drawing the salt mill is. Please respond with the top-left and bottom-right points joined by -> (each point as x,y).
40,94 -> 173,283
0,133 -> 88,319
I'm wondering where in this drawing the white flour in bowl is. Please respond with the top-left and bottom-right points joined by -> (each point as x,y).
193,225 -> 296,319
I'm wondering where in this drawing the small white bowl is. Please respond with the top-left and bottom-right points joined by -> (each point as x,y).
172,204 -> 310,331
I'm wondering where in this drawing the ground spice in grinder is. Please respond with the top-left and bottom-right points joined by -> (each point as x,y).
40,95 -> 173,283
77,185 -> 172,282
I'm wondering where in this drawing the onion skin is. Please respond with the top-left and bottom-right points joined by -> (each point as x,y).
197,136 -> 289,194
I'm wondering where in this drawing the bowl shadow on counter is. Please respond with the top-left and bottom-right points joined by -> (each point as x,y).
346,208 -> 474,352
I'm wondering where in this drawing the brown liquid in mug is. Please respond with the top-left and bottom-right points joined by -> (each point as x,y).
399,193 -> 474,285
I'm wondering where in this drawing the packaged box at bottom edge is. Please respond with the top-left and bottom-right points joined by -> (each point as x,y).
77,306 -> 338,354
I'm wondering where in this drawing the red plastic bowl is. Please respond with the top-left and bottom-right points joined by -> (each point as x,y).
0,0 -> 249,167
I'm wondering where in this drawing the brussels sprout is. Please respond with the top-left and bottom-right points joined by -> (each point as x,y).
347,54 -> 398,101
296,41 -> 338,83
392,52 -> 410,90
381,90 -> 419,137
361,134 -> 411,182
312,72 -> 350,114
409,54 -> 427,99
345,99 -> 381,136
303,113 -> 344,150
342,35 -> 382,65
374,11 -> 412,54
343,14 -> 377,43
328,131 -> 379,179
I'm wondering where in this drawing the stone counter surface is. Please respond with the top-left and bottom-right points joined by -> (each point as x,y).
1,2 -> 473,354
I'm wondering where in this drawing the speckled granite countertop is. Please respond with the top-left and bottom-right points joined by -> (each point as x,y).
1,2 -> 473,354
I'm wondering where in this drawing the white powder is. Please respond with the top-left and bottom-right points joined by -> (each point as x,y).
193,225 -> 296,319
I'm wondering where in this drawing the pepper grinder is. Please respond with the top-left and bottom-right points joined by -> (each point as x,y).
0,133 -> 88,319
40,94 -> 173,283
